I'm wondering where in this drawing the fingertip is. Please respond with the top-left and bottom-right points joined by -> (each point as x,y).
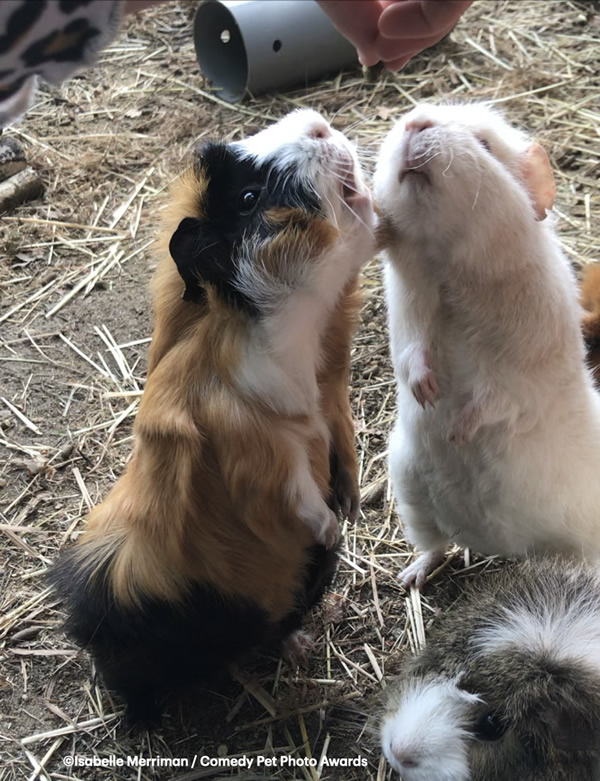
384,55 -> 412,72
358,50 -> 381,68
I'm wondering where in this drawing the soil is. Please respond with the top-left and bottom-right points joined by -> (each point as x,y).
0,1 -> 598,779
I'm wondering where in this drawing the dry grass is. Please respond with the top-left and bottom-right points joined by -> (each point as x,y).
0,1 -> 598,779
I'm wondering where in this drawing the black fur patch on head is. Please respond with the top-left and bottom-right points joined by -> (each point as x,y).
169,142 -> 322,312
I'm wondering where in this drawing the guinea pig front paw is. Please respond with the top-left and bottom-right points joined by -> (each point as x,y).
411,368 -> 440,409
406,349 -> 440,408
398,549 -> 446,589
317,508 -> 341,549
281,630 -> 314,667
329,466 -> 359,523
448,400 -> 481,446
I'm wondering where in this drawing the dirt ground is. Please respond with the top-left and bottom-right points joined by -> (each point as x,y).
0,1 -> 598,779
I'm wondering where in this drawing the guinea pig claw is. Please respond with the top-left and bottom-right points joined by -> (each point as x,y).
449,400 -> 481,446
411,369 -> 440,409
281,630 -> 314,668
398,550 -> 446,589
329,467 -> 360,522
318,509 -> 341,549
340,487 -> 360,523
346,495 -> 359,523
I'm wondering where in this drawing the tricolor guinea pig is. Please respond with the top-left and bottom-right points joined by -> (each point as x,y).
381,557 -> 600,780
49,109 -> 376,725
373,102 -> 600,587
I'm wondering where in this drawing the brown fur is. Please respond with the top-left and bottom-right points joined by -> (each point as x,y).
580,263 -> 600,383
70,167 -> 361,620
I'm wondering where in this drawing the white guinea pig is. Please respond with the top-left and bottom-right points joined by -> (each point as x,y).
374,102 -> 600,588
381,557 -> 600,781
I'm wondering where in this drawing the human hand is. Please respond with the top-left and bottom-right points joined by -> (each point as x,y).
375,0 -> 475,70
316,0 -> 387,66
318,1 -> 474,72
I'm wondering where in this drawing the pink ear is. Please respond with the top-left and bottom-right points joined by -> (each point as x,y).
520,142 -> 556,221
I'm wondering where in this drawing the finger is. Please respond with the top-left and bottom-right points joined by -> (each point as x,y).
374,29 -> 455,62
317,0 -> 386,65
382,54 -> 412,71
379,0 -> 474,40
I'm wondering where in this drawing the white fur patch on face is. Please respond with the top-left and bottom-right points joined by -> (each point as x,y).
382,676 -> 478,781
473,589 -> 600,672
236,108 -> 374,230
373,102 -> 534,243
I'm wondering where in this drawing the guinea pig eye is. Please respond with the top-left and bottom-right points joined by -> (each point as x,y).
474,711 -> 507,742
478,137 -> 491,152
238,188 -> 261,215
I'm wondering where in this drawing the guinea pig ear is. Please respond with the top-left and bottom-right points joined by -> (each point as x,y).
545,707 -> 600,752
169,217 -> 207,302
170,216 -> 239,305
519,142 -> 556,221
169,216 -> 256,313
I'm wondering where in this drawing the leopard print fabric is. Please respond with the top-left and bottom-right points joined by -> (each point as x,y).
0,0 -> 124,127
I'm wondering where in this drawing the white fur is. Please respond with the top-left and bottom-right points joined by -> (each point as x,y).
382,676 -> 479,781
279,417 -> 334,542
285,427 -> 338,547
233,110 -> 375,546
375,102 -> 600,577
474,584 -> 600,672
234,109 -> 375,415
237,108 -> 374,238
236,291 -> 324,416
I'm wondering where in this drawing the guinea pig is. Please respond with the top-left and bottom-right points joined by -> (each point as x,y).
381,556 -> 600,780
373,102 -> 600,588
49,109 -> 376,725
580,262 -> 600,384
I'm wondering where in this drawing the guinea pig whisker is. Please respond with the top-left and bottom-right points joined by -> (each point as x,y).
470,158 -> 484,212
328,170 -> 362,196
322,191 -> 340,230
442,148 -> 455,177
331,191 -> 374,234
407,151 -> 443,173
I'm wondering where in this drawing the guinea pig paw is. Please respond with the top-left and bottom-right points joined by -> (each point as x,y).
330,468 -> 360,523
409,366 -> 440,409
448,401 -> 481,446
316,508 -> 341,549
398,550 -> 446,589
281,630 -> 314,668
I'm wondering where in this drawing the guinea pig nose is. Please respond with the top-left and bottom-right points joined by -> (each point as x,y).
390,742 -> 421,769
306,121 -> 332,140
405,118 -> 433,133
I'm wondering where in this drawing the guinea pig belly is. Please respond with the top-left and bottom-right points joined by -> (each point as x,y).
389,408 -> 522,557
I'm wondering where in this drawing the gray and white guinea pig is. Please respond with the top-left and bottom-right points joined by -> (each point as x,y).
381,557 -> 600,781
49,109 -> 376,726
374,101 -> 600,588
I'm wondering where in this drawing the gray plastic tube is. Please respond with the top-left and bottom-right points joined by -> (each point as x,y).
193,0 -> 358,103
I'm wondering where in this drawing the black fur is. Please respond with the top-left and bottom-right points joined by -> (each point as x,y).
169,142 -> 322,311
48,542 -> 338,726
